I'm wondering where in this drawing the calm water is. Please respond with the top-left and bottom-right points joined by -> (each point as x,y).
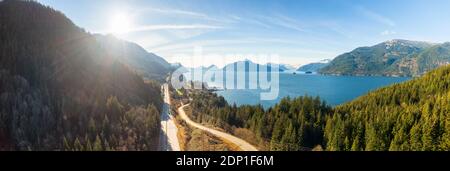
213,73 -> 410,108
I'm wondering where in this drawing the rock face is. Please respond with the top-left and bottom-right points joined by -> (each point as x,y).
320,39 -> 450,77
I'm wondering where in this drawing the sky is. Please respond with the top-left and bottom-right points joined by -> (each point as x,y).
38,0 -> 450,68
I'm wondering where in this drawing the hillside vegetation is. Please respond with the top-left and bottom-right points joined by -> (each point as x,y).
0,0 -> 163,150
326,64 -> 450,151
184,90 -> 331,150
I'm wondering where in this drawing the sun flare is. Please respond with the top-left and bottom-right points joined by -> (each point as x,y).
109,12 -> 132,35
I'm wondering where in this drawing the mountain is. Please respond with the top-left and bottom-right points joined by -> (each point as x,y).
297,59 -> 331,72
319,39 -> 450,76
171,62 -> 183,69
0,0 -> 162,150
222,60 -> 285,72
319,59 -> 332,63
177,60 -> 287,74
95,35 -> 171,81
268,63 -> 295,72
416,42 -> 450,74
195,65 -> 219,71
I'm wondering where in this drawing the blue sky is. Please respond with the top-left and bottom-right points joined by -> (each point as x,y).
38,0 -> 450,67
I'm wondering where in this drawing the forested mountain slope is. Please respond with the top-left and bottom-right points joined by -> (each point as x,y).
95,35 -> 171,82
325,64 -> 450,151
297,62 -> 329,72
0,0 -> 162,150
320,39 -> 450,77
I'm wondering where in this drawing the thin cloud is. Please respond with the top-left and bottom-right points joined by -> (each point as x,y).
256,14 -> 306,32
380,30 -> 397,36
96,24 -> 223,34
149,38 -> 309,54
132,24 -> 223,32
271,14 -> 306,32
357,6 -> 396,27
229,14 -> 272,28
318,21 -> 354,39
146,7 -> 207,17
140,7 -> 231,23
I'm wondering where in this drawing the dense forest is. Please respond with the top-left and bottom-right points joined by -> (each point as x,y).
186,90 -> 331,150
325,65 -> 450,151
188,64 -> 450,151
0,0 -> 163,150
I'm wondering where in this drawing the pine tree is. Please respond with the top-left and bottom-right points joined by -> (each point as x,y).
365,124 -> 378,151
440,117 -> 450,150
63,136 -> 71,151
409,123 -> 423,151
85,135 -> 93,151
270,117 -> 285,151
389,127 -> 408,151
106,96 -> 124,121
104,138 -> 111,151
343,137 -> 350,151
73,138 -> 83,151
94,135 -> 103,151
102,115 -> 111,137
351,134 -> 361,151
280,122 -> 298,151
88,117 -> 96,136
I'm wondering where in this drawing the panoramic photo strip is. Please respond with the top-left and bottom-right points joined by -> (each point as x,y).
1,0 -> 450,169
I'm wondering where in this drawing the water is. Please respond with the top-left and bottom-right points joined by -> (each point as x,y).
213,72 -> 410,108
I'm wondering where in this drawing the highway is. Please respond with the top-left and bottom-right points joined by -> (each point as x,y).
158,83 -> 181,151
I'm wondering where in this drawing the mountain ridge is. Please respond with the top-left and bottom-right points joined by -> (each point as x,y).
297,59 -> 331,72
320,39 -> 450,77
94,34 -> 171,81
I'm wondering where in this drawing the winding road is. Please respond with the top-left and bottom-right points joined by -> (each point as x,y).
159,83 -> 257,151
177,103 -> 258,151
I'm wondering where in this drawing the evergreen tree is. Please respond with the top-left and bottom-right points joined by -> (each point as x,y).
63,136 -> 71,151
94,135 -> 103,151
73,138 -> 83,151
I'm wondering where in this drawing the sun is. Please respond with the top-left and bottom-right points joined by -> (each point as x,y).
108,12 -> 132,35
